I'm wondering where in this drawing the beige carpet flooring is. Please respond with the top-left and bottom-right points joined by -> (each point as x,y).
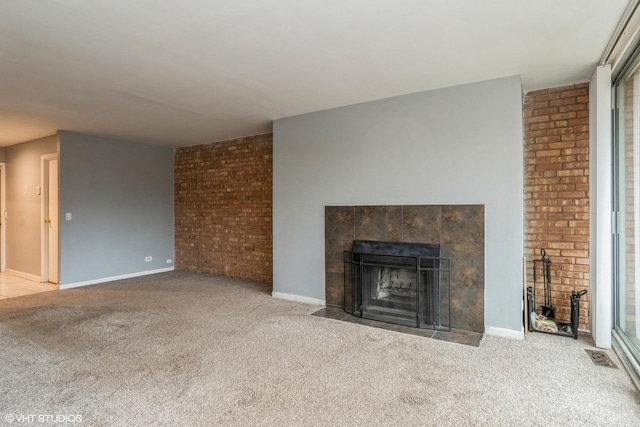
0,270 -> 638,426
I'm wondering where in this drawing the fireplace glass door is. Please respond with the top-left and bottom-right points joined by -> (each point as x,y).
344,244 -> 450,330
361,254 -> 418,327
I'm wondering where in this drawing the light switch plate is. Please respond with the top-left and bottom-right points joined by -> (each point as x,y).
66,213 -> 72,221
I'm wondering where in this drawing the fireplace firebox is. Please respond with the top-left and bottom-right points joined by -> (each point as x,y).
343,240 -> 450,330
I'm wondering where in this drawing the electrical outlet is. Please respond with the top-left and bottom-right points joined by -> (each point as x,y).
166,259 -> 172,264
145,256 -> 152,262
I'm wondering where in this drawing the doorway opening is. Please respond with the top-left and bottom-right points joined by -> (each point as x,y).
41,154 -> 59,284
0,162 -> 5,273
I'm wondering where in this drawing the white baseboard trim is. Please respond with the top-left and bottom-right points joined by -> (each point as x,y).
485,326 -> 524,340
5,269 -> 42,283
272,291 -> 325,306
59,267 -> 175,290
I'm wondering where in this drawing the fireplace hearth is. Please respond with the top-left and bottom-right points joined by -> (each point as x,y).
344,240 -> 450,330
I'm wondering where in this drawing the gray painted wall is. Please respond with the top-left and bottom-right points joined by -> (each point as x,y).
273,76 -> 524,334
5,135 -> 58,276
58,131 -> 174,285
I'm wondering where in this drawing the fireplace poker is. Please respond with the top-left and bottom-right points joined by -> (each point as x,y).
540,249 -> 555,319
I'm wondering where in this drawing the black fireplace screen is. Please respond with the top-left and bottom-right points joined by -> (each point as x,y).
343,241 -> 450,330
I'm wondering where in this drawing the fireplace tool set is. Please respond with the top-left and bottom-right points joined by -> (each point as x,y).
526,248 -> 587,339
535,249 -> 555,319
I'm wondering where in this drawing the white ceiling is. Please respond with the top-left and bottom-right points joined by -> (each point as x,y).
0,0 -> 630,148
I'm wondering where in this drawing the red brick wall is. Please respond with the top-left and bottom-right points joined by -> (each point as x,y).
523,83 -> 590,330
174,133 -> 273,284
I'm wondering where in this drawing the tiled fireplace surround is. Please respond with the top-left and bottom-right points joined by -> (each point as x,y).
325,205 -> 485,333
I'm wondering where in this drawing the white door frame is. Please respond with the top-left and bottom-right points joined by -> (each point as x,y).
41,154 -> 58,283
0,162 -> 5,272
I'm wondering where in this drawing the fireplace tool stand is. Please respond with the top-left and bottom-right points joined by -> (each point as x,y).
526,248 -> 587,339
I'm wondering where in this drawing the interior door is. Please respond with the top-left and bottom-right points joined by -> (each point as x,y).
0,164 -> 2,269
47,159 -> 59,283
